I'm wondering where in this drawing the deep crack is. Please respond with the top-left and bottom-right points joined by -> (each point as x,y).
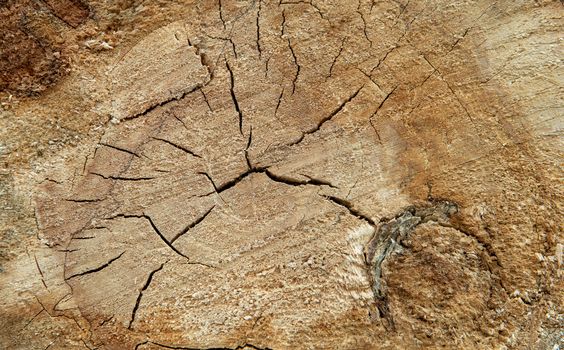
128,262 -> 167,329
322,195 -> 376,225
137,341 -> 272,350
199,165 -> 337,199
101,214 -> 215,267
256,0 -> 263,58
122,84 -> 207,122
170,206 -> 215,244
91,172 -> 156,181
65,251 -> 125,280
287,38 -> 300,94
144,214 -> 190,260
226,61 -> 244,134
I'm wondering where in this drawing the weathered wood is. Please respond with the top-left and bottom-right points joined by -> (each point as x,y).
0,0 -> 562,349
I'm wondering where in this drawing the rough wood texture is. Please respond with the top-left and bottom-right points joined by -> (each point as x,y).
0,0 -> 562,349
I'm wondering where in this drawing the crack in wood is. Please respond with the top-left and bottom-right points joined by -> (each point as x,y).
170,206 -> 215,244
101,214 -> 215,268
226,61 -> 244,134
200,89 -> 213,112
64,198 -> 102,203
33,254 -> 49,290
128,262 -> 167,329
199,165 -> 336,198
289,85 -> 364,146
91,172 -> 156,181
298,173 -> 338,188
256,0 -> 263,58
98,143 -> 140,158
368,85 -> 398,127
274,87 -> 284,118
322,195 -> 376,225
244,126 -> 254,169
65,251 -> 125,280
419,54 -> 477,127
219,0 -> 227,29
144,214 -> 190,260
26,1 -> 557,346
287,38 -> 300,94
327,37 -> 346,79
151,137 -> 202,159
121,83 -> 208,122
136,340 -> 272,350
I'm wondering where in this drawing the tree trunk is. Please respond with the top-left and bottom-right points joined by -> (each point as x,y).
0,0 -> 562,349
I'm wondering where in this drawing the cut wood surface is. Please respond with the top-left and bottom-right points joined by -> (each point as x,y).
0,0 -> 562,349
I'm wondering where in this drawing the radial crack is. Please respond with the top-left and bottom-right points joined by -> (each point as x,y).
290,85 -> 363,146
170,206 -> 215,244
420,54 -> 475,125
169,110 -> 190,130
228,38 -> 238,59
245,126 -> 254,169
205,34 -> 238,59
103,213 -> 145,220
122,84 -> 206,121
219,0 -> 226,29
102,213 -> 190,260
65,251 -> 125,280
327,37 -> 346,79
199,171 -> 220,193
299,173 -> 338,188
287,38 -> 300,94
256,0 -> 263,58
446,27 -> 471,55
34,254 -> 48,290
140,341 -> 272,350
91,172 -> 156,181
98,143 -> 140,158
226,61 -> 244,134
265,169 -> 336,188
200,166 -> 335,197
368,85 -> 397,122
370,46 -> 398,74
281,9 -> 287,36
322,195 -> 376,225
144,214 -> 190,259
394,0 -> 410,20
274,88 -> 284,118
357,8 -> 373,47
152,137 -> 202,158
204,168 -> 263,194
201,89 -> 213,112
64,198 -> 102,203
128,262 -> 166,329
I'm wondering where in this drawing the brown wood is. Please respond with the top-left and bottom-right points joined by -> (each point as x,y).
0,0 -> 562,349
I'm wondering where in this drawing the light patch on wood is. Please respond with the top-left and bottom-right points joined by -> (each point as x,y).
335,223 -> 375,303
110,21 -> 210,120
